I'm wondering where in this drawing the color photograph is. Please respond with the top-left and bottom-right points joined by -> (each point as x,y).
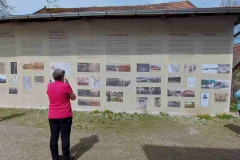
168,63 -> 179,73
137,63 -> 150,72
168,101 -> 180,108
78,89 -> 100,97
184,64 -> 196,73
106,91 -> 123,102
137,76 -> 161,83
10,62 -> 17,74
214,93 -> 228,102
184,102 -> 195,108
9,87 -> 18,94
217,64 -> 230,73
106,78 -> 131,87
202,64 -> 218,73
77,63 -> 100,72
0,75 -> 6,83
167,89 -> 181,97
181,90 -> 195,97
150,64 -> 161,72
78,99 -> 100,106
154,97 -> 161,108
137,97 -> 148,110
77,77 -> 89,86
33,62 -> 44,70
22,62 -> 34,70
168,77 -> 181,83
34,76 -> 44,83
107,63 -> 131,72
201,80 -> 229,89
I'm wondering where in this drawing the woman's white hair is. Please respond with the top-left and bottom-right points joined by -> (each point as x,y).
52,68 -> 65,81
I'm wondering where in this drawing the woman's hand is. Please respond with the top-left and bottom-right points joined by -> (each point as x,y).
65,78 -> 70,85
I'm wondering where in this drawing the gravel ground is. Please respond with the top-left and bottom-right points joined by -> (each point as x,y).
1,109 -> 240,160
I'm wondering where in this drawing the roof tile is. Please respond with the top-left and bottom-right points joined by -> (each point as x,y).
34,1 -> 196,14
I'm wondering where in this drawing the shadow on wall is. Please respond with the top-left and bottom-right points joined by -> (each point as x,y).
0,113 -> 25,122
71,135 -> 99,160
142,145 -> 240,160
225,124 -> 240,134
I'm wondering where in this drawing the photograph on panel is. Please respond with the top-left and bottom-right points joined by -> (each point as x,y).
77,63 -> 100,72
23,76 -> 32,90
137,76 -> 161,83
168,101 -> 180,108
78,99 -> 100,106
0,87 -> 6,94
91,76 -> 100,89
0,62 -> 5,74
137,87 -> 161,95
168,76 -> 181,83
106,63 -> 130,72
150,64 -> 161,72
217,64 -> 230,73
202,64 -> 218,74
12,76 -> 17,84
184,102 -> 195,108
33,62 -> 44,70
154,97 -> 161,108
77,77 -> 89,86
167,89 -> 181,97
0,75 -> 6,83
137,97 -> 148,110
34,76 -> 44,83
22,62 -> 34,70
168,63 -> 179,73
10,62 -> 17,74
106,78 -> 131,87
184,64 -> 196,73
137,63 -> 150,72
9,87 -> 18,94
78,89 -> 100,97
181,90 -> 195,97
106,91 -> 123,102
201,80 -> 229,89
201,93 -> 210,107
214,93 -> 228,102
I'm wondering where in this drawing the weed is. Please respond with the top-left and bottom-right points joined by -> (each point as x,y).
159,112 -> 169,117
91,110 -> 101,114
216,113 -> 234,120
197,114 -> 212,120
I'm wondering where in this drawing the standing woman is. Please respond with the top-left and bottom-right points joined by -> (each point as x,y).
47,69 -> 76,160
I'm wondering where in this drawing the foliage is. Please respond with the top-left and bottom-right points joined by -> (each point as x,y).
230,103 -> 238,112
197,114 -> 212,120
216,113 -> 234,119
159,111 -> 169,117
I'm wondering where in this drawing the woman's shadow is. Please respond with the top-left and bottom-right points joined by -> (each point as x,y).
71,135 -> 99,159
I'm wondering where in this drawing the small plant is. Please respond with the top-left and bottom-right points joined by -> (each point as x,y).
197,114 -> 212,120
91,110 -> 101,114
216,113 -> 234,120
102,110 -> 114,115
159,111 -> 169,117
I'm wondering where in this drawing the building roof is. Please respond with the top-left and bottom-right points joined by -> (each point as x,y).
34,1 -> 196,14
233,43 -> 240,68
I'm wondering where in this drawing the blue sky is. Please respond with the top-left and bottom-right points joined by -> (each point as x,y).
10,0 -> 222,15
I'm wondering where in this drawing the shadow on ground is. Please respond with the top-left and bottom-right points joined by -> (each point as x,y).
142,145 -> 240,160
71,135 -> 99,160
225,124 -> 240,134
0,113 -> 25,122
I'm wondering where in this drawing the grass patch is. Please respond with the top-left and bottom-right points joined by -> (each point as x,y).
197,114 -> 212,120
216,113 -> 234,120
230,103 -> 238,112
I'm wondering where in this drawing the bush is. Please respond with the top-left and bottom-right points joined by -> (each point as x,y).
216,113 -> 234,120
197,114 -> 212,120
159,112 -> 169,117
